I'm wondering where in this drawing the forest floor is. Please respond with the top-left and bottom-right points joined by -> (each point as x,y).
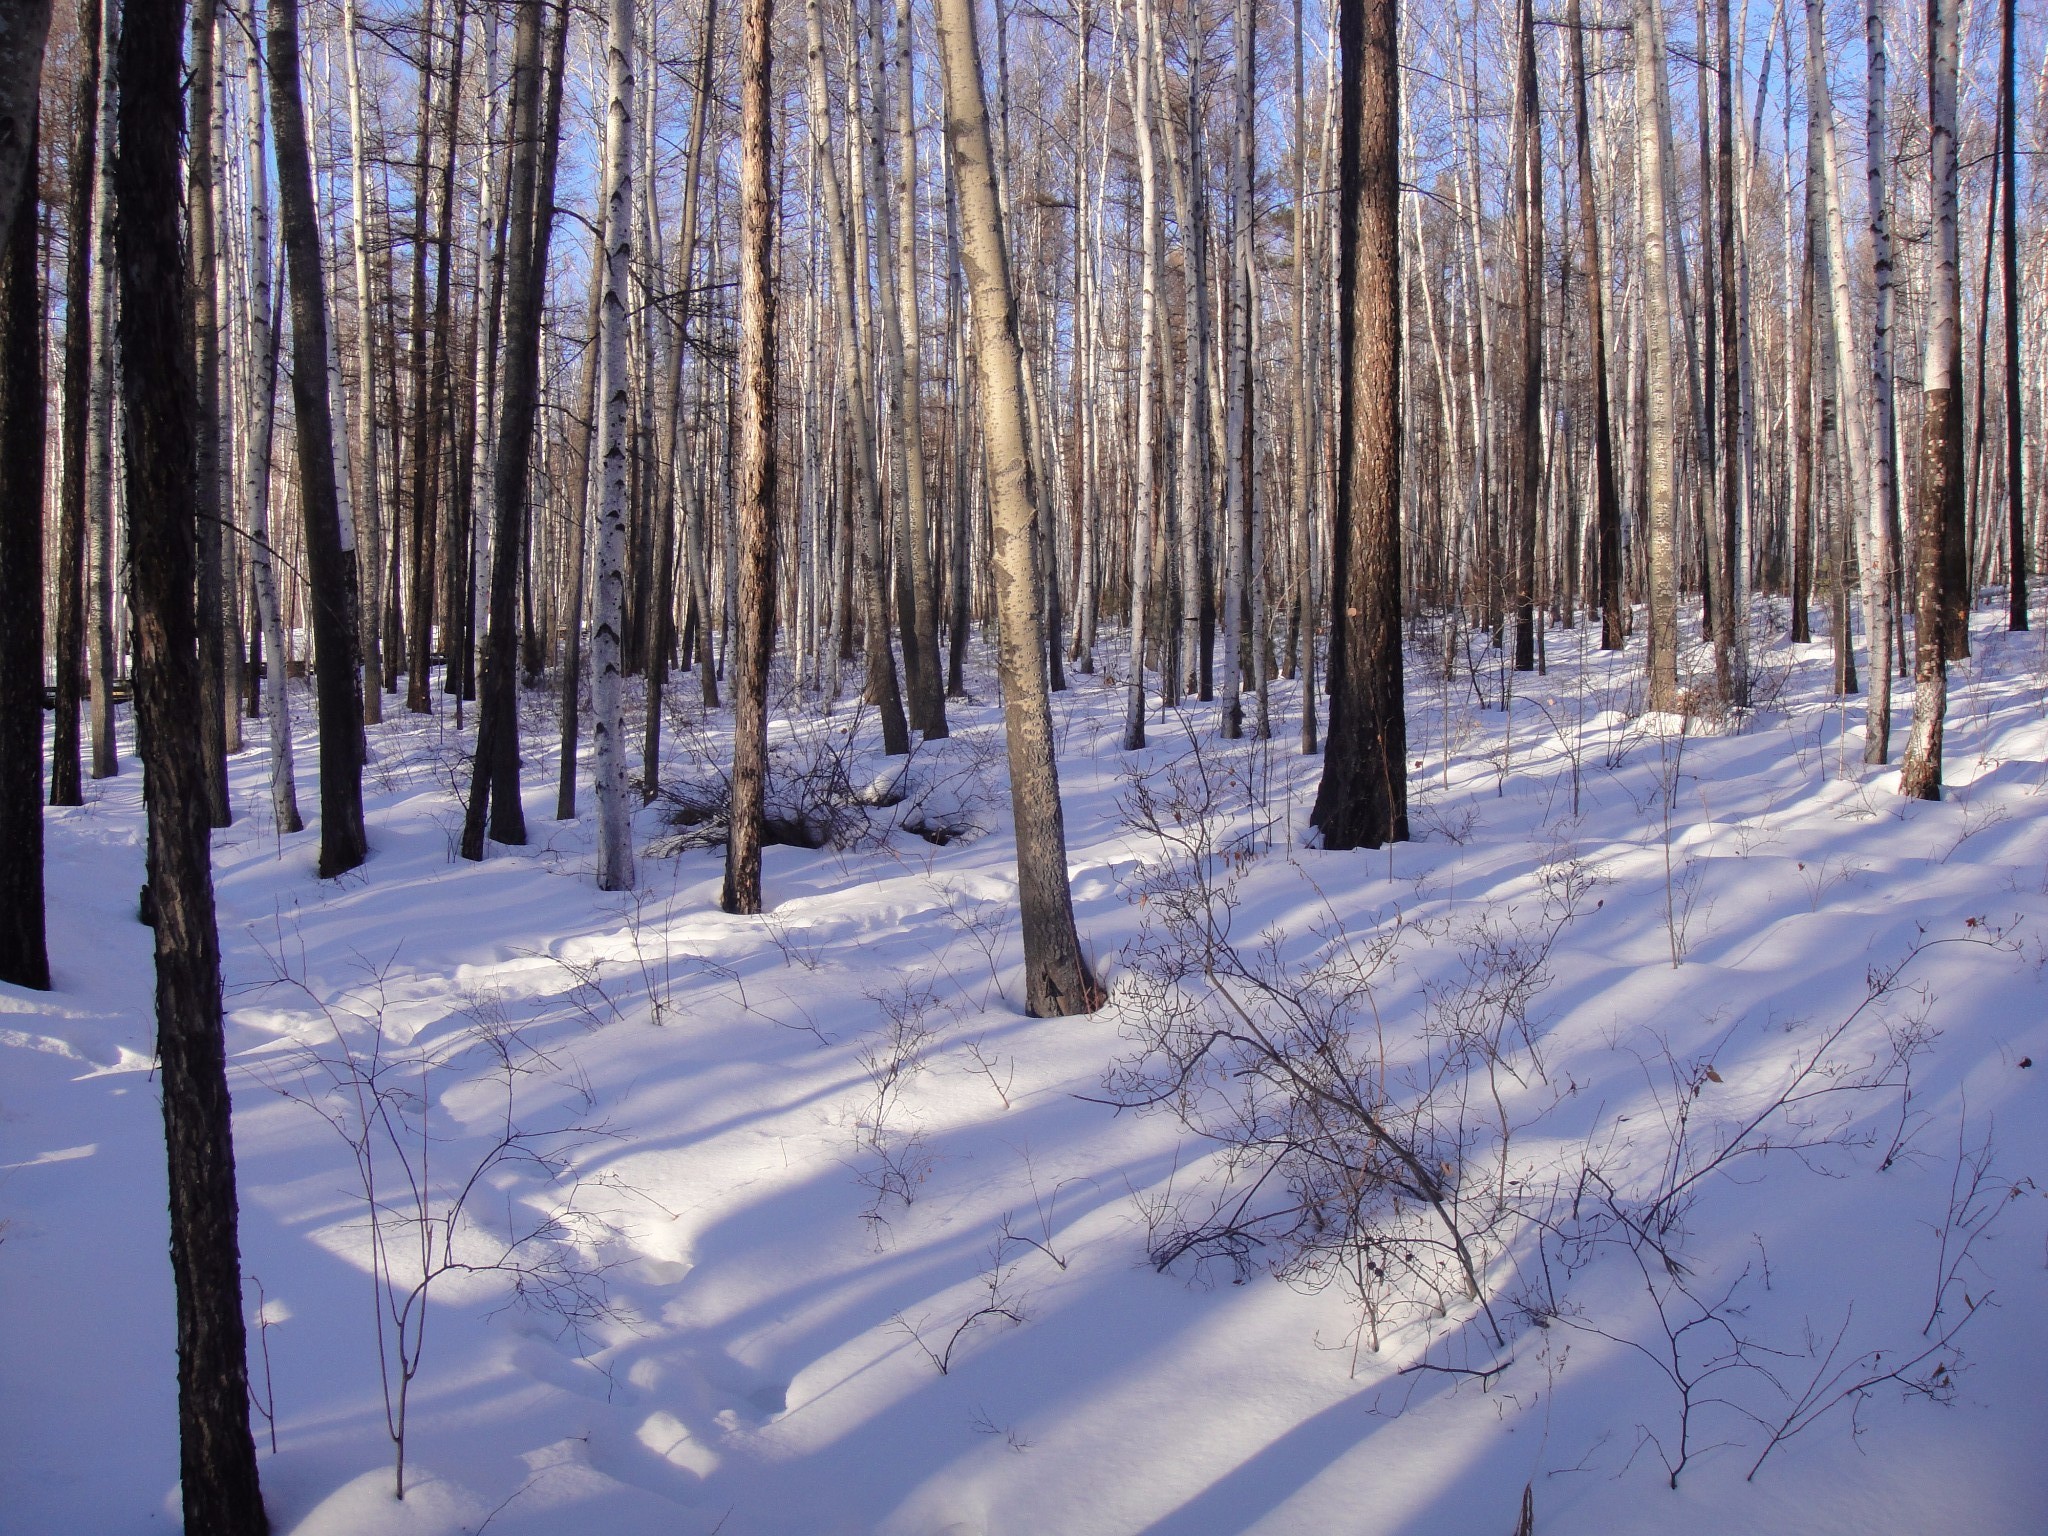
6,607 -> 2048,1535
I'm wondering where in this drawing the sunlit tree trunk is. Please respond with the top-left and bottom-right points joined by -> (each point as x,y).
934,0 -> 1100,1016
1862,0 -> 1897,757
724,0 -> 779,914
241,23 -> 301,834
594,0 -> 636,891
2001,0 -> 2025,631
1635,0 -> 1681,712
1311,0 -> 1406,848
807,0 -> 910,754
1901,0 -> 1961,799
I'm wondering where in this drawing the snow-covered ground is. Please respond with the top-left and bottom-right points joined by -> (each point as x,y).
6,611 -> 2047,1535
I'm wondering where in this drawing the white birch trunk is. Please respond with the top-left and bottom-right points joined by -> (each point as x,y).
594,0 -> 637,890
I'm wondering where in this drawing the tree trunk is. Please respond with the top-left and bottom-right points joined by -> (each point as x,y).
1861,0 -> 1897,757
1310,0 -> 1407,848
190,0 -> 231,828
1218,0 -> 1254,738
934,0 -> 1099,1017
806,0 -> 909,755
271,0 -> 368,878
1123,0 -> 1161,751
343,0 -> 387,724
593,0 -> 636,891
724,0 -> 778,915
115,0 -> 268,1523
2001,0 -> 2025,631
0,86 -> 47,992
892,0 -> 945,737
242,26 -> 301,835
1635,0 -> 1681,713
1510,0 -> 1541,673
1567,0 -> 1623,652
86,0 -> 117,782
463,0 -> 567,858
50,0 -> 98,810
556,224 -> 604,821
1901,0 -> 1960,799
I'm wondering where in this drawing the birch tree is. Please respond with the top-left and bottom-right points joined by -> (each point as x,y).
934,0 -> 1100,1016
594,0 -> 636,891
1901,0 -> 1962,799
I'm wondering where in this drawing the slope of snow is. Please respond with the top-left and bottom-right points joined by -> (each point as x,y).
4,614 -> 2046,1535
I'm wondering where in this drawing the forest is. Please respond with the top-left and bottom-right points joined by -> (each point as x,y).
1,0 -> 2045,1528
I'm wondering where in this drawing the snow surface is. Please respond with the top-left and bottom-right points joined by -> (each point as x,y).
5,612 -> 2048,1535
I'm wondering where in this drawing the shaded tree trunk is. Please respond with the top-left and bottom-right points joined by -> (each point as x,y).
50,0 -> 98,811
1310,0 -> 1407,849
115,0 -> 268,1523
0,86 -> 48,991
190,0 -> 231,828
462,0 -> 566,857
271,0 -> 368,877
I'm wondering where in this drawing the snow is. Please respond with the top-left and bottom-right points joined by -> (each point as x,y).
5,613 -> 2047,1534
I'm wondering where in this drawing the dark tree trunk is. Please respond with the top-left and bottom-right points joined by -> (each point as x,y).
464,0 -> 567,857
51,0 -> 98,810
2002,0 -> 2025,632
191,0 -> 230,828
0,96 -> 48,992
1311,0 -> 1407,851
1510,0 -> 1539,673
723,0 -> 778,915
1790,234 -> 1814,643
115,0 -> 268,1525
271,0 -> 368,877
1567,0 -> 1623,652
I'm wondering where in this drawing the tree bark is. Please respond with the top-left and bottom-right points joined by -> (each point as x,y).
241,25 -> 301,835
271,0 -> 368,877
86,0 -> 117,782
1861,0 -> 1897,757
806,0 -> 909,754
1901,0 -> 1960,799
934,0 -> 1100,1017
0,88 -> 47,991
115,0 -> 268,1523
1510,0 -> 1541,673
50,0 -> 97,810
462,0 -> 565,857
190,0 -> 231,828
2001,0 -> 2025,631
1310,0 -> 1407,848
343,0 -> 387,724
724,0 -> 779,915
1636,0 -> 1682,713
1567,0 -> 1623,652
593,0 -> 636,891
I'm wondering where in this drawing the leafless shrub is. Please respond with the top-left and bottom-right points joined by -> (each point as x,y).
893,1238 -> 1029,1374
1519,923 -> 2019,1486
649,716 -> 879,855
850,981 -> 943,1234
250,956 -> 622,1500
1100,744 -> 1598,1352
